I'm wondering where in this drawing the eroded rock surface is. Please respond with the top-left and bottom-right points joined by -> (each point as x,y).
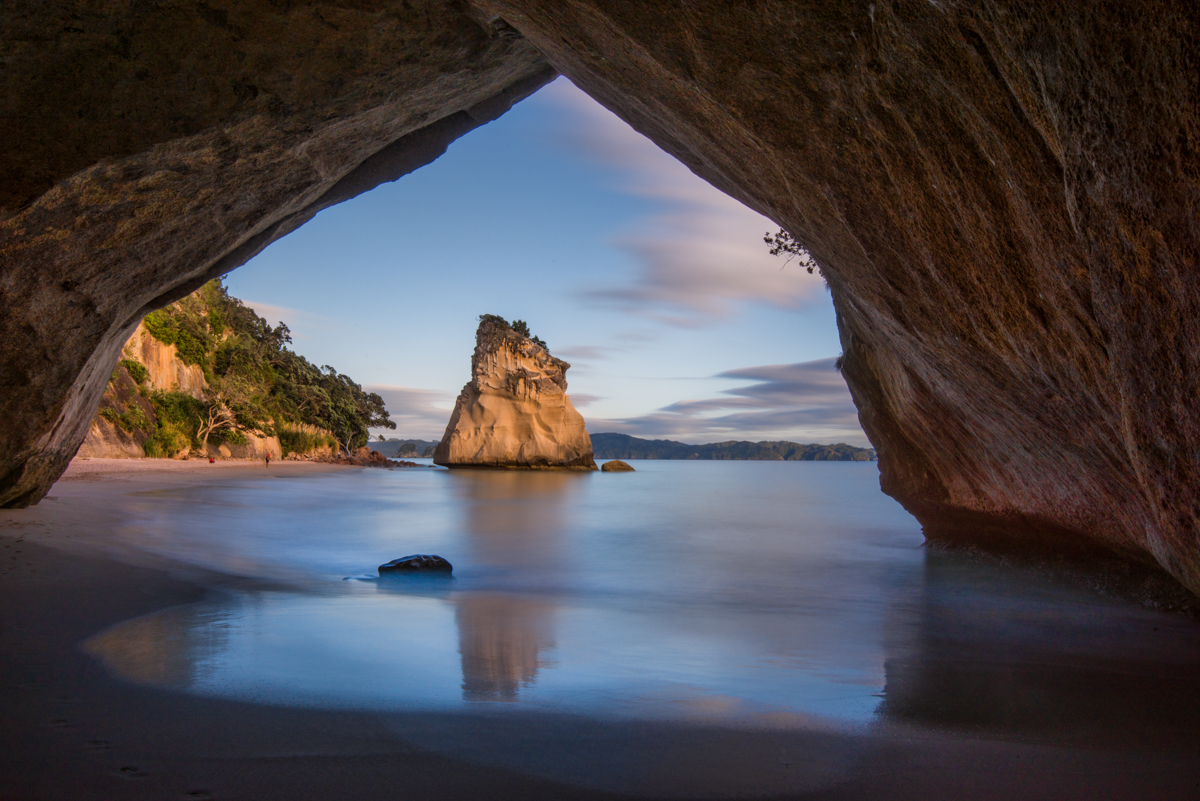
478,0 -> 1200,594
3,2 -> 1200,594
379,555 -> 454,574
0,1 -> 554,506
434,319 -> 596,470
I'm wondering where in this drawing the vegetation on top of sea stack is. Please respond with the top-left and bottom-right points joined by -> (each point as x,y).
478,313 -> 548,350
125,280 -> 393,455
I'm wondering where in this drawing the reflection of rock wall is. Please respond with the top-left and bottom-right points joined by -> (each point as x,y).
82,603 -> 232,691
434,319 -> 596,470
879,551 -> 1200,738
456,595 -> 555,702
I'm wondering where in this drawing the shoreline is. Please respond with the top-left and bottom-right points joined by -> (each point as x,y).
2,464 -> 1200,799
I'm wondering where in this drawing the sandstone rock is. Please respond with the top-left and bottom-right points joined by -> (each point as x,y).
0,2 -> 554,507
433,319 -> 596,471
600,460 -> 635,473
76,365 -> 157,459
379,555 -> 453,574
3,2 -> 1200,596
123,322 -> 207,399
474,1 -> 1200,595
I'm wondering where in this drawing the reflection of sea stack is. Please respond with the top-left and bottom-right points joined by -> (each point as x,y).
456,595 -> 556,702
433,316 -> 597,470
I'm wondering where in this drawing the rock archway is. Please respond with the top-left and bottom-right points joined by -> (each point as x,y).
3,2 -> 1199,595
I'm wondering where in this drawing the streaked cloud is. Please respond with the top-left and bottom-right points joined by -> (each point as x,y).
541,79 -> 826,327
554,345 -> 611,362
241,300 -> 333,339
567,393 -> 602,408
586,358 -> 867,445
366,385 -> 455,439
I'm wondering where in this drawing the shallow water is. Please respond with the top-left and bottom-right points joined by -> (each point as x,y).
85,461 -> 1200,743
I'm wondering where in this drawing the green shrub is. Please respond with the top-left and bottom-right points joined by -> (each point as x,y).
278,425 -> 337,456
101,404 -> 152,434
119,359 -> 150,385
219,428 -> 248,446
145,390 -> 203,454
143,426 -> 191,458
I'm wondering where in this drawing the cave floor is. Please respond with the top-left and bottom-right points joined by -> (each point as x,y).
1,534 -> 1198,800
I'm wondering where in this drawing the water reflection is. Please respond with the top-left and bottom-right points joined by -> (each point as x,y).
450,470 -> 582,572
449,471 -> 579,700
878,548 -> 1200,744
456,594 -> 556,701
83,597 -> 239,689
79,462 -> 1200,749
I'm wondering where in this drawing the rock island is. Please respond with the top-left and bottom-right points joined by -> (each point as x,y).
433,316 -> 596,471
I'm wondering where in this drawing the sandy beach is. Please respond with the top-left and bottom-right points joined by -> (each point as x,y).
2,458 -> 1200,800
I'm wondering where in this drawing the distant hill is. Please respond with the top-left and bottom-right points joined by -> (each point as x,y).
372,438 -> 439,458
590,433 -> 876,462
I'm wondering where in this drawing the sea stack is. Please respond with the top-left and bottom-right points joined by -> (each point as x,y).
433,316 -> 597,471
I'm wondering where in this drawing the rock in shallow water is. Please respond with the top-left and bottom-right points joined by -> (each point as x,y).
433,317 -> 596,470
378,555 -> 453,574
601,460 -> 635,473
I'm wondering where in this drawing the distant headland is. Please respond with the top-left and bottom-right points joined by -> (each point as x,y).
590,433 -> 876,462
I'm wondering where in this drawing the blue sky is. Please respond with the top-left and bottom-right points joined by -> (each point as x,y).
225,78 -> 867,446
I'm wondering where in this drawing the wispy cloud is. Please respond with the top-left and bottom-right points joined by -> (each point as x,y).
540,79 -> 826,327
586,358 -> 867,445
365,385 -> 455,439
241,300 -> 333,339
554,345 -> 611,362
567,393 -> 602,409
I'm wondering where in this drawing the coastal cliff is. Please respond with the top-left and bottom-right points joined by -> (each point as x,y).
434,317 -> 596,471
77,280 -> 378,461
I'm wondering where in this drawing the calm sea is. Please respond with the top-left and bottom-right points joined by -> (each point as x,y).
85,460 -> 1200,741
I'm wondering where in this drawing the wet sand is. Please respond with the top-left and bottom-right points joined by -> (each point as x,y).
2,459 -> 1199,799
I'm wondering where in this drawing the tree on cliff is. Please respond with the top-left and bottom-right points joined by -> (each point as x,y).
763,229 -> 820,275
137,279 -> 393,456
480,314 -> 548,350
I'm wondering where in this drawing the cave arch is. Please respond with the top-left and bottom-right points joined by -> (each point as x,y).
3,1 -> 1200,595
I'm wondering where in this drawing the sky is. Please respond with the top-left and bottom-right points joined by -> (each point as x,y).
224,78 -> 867,447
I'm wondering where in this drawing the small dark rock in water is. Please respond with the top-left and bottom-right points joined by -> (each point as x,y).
601,460 -> 635,472
378,554 -> 453,574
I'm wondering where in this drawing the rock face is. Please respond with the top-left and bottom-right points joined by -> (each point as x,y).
3,3 -> 1200,594
76,366 -> 157,459
475,1 -> 1200,595
379,555 -> 454,574
123,322 -> 207,399
0,1 -> 555,507
434,319 -> 596,470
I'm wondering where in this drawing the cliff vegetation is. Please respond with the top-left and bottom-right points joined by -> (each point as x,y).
88,280 -> 391,458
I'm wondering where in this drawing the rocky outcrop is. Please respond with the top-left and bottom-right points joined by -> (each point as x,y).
3,3 -> 1200,594
379,555 -> 454,574
473,2 -> 1200,595
600,460 -> 635,473
123,322 -> 207,398
0,2 -> 554,506
434,319 -> 596,470
76,366 -> 156,459
209,432 -> 281,462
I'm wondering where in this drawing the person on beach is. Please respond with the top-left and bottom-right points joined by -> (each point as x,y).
264,451 -> 270,468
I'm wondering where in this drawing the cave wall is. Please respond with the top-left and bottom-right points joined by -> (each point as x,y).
0,0 -> 554,505
3,1 -> 1199,593
480,0 -> 1200,593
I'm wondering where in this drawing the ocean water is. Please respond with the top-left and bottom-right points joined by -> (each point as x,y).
85,460 -> 1200,742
